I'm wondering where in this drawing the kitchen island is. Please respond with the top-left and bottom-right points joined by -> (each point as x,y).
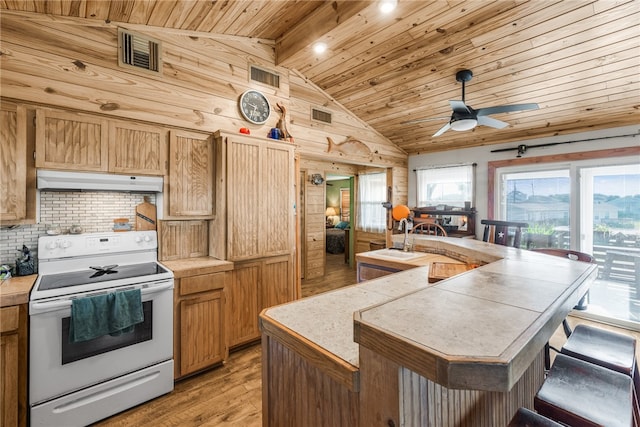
259,236 -> 597,426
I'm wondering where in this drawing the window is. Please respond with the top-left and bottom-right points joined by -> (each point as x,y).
416,164 -> 475,208
357,173 -> 386,232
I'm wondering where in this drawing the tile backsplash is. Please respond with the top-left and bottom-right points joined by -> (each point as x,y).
1,191 -> 156,271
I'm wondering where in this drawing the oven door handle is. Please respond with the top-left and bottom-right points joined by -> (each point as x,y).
31,299 -> 73,311
141,281 -> 174,295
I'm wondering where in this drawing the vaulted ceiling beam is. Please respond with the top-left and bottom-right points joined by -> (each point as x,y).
275,1 -> 371,68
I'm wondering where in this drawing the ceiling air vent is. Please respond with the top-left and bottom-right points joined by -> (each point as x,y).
118,28 -> 162,74
311,107 -> 332,124
250,65 -> 280,88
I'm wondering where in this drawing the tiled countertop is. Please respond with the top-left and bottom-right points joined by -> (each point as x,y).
262,236 -> 597,391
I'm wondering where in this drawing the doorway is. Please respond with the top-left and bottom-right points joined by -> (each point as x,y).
326,174 -> 354,268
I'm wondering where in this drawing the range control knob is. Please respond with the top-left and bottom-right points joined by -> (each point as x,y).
46,241 -> 58,250
144,235 -> 152,242
135,236 -> 143,243
61,241 -> 71,249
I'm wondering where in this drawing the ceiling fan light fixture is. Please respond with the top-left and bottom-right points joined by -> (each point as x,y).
450,118 -> 477,131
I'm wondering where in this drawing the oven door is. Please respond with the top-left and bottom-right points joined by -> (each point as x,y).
29,279 -> 173,405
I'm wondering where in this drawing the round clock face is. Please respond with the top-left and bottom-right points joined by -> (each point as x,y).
239,90 -> 271,125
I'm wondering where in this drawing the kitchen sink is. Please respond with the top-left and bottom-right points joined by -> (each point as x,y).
369,249 -> 425,260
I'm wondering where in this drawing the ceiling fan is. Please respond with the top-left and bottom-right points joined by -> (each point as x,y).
403,69 -> 539,137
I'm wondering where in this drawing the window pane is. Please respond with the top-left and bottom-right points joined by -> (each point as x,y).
357,173 -> 386,232
416,165 -> 474,208
500,169 -> 570,249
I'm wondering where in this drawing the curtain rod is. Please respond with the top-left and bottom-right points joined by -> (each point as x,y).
413,162 -> 477,172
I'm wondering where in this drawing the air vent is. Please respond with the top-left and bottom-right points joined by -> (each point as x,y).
311,107 -> 332,124
118,28 -> 162,74
250,65 -> 280,88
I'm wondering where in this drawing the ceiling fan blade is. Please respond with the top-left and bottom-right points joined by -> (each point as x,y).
449,100 -> 470,113
401,116 -> 449,125
432,122 -> 451,137
477,115 -> 509,129
476,103 -> 539,116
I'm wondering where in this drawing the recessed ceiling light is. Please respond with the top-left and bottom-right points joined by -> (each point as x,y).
313,42 -> 327,54
379,0 -> 397,14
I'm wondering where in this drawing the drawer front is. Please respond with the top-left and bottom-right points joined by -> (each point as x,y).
0,306 -> 19,333
180,273 -> 225,296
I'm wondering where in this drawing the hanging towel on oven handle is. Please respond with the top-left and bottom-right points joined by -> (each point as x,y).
69,288 -> 144,343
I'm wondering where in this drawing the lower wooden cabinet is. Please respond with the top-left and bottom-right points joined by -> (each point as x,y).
174,272 -> 228,379
1,305 -> 27,427
228,255 -> 295,349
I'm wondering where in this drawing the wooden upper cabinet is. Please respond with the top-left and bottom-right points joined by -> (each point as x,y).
109,122 -> 167,175
36,109 -> 108,171
168,130 -> 214,217
1,105 -> 26,221
216,132 -> 295,261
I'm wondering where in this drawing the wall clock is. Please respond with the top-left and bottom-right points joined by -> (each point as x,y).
239,89 -> 271,125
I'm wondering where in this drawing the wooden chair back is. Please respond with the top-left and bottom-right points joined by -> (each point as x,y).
411,222 -> 448,237
481,219 -> 528,248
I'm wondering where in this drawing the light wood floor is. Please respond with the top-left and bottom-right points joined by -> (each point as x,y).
95,253 -> 639,426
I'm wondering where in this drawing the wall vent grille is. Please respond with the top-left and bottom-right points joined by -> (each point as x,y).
311,108 -> 332,124
118,28 -> 162,74
250,65 -> 280,88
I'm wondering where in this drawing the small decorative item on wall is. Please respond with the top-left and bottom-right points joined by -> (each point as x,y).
310,174 -> 324,185
326,136 -> 372,159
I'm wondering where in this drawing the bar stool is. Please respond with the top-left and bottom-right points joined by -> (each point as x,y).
507,407 -> 563,426
561,323 -> 640,419
534,353 -> 634,427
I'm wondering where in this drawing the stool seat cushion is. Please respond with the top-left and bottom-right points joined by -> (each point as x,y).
507,407 -> 563,426
535,354 -> 633,427
561,324 -> 636,375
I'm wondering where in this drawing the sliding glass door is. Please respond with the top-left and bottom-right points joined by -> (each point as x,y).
579,164 -> 640,327
497,159 -> 640,328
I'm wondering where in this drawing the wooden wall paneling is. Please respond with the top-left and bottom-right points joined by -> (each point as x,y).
35,108 -> 109,171
108,121 -> 168,175
185,221 -> 209,258
209,134 -> 227,260
168,130 -> 214,217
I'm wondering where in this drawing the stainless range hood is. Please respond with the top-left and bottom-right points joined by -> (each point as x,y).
37,170 -> 163,193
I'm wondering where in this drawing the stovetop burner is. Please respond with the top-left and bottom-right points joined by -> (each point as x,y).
38,262 -> 169,291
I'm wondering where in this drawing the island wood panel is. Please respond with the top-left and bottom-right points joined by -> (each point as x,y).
168,130 -> 213,217
261,333 -> 360,427
0,104 -> 26,222
35,108 -> 109,171
397,350 -> 545,427
108,121 -> 168,176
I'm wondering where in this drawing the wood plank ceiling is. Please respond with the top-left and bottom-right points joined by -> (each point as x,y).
3,0 -> 639,155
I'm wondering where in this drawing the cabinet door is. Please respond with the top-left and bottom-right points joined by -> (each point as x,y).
228,262 -> 261,348
261,143 -> 295,257
226,137 -> 261,259
1,306 -> 19,427
109,121 -> 167,175
158,220 -> 208,261
0,105 -> 26,221
168,130 -> 213,217
35,109 -> 108,171
178,290 -> 225,377
226,136 -> 294,260
261,255 -> 294,310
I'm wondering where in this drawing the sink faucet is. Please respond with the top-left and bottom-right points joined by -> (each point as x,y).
399,218 -> 411,251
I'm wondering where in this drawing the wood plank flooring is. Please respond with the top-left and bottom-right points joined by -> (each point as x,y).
94,252 -> 639,426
